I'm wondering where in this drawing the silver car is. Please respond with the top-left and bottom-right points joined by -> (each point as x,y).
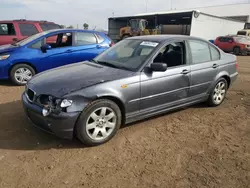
22,35 -> 238,146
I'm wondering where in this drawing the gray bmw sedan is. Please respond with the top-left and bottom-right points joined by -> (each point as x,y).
22,35 -> 238,146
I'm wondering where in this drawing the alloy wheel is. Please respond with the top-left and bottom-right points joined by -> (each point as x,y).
14,67 -> 33,84
213,81 -> 226,104
86,107 -> 117,141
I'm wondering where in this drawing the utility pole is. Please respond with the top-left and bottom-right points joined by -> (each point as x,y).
170,0 -> 172,10
145,0 -> 148,12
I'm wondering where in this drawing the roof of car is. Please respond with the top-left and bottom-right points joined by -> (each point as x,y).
45,29 -> 103,34
0,20 -> 56,23
128,35 -> 205,42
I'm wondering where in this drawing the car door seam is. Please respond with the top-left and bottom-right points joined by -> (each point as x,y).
129,86 -> 189,103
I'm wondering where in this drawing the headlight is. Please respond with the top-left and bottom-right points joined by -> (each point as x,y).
0,54 -> 10,60
60,99 -> 73,108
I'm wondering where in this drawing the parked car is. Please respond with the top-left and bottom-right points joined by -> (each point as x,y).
214,35 -> 250,55
22,35 -> 238,146
0,19 -> 61,46
0,29 -> 113,85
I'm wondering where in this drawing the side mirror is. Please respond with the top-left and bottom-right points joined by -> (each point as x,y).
150,63 -> 167,72
41,44 -> 52,53
229,40 -> 233,43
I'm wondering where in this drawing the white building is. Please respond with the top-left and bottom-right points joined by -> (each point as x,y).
137,3 -> 250,23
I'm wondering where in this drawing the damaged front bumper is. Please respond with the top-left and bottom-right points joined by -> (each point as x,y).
22,93 -> 80,139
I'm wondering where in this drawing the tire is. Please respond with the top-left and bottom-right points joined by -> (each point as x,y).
207,78 -> 228,107
233,47 -> 240,55
10,64 -> 35,86
76,99 -> 122,146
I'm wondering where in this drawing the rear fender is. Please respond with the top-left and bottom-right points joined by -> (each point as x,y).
207,71 -> 230,94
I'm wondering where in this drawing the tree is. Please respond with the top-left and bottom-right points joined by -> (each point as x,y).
60,25 -> 66,29
67,25 -> 74,29
83,23 -> 89,30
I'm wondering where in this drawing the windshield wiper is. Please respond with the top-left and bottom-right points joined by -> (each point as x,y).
90,59 -> 132,71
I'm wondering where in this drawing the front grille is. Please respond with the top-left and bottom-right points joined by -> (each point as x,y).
26,89 -> 35,102
37,95 -> 50,105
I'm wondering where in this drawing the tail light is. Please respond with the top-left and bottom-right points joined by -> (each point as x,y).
236,60 -> 238,70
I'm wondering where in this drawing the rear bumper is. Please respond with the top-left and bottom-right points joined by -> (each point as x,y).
22,93 -> 80,139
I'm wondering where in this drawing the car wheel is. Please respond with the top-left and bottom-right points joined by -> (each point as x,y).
76,99 -> 122,146
233,47 -> 240,55
208,78 -> 228,107
10,64 -> 35,86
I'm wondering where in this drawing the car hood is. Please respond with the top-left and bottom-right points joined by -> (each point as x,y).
28,61 -> 134,97
0,44 -> 18,54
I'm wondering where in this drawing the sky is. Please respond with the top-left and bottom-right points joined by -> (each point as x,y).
0,0 -> 249,30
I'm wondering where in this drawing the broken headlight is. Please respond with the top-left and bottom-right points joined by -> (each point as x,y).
60,99 -> 73,108
37,95 -> 73,116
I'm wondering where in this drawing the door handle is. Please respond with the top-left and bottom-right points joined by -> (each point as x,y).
181,69 -> 190,74
212,64 -> 219,68
96,45 -> 102,49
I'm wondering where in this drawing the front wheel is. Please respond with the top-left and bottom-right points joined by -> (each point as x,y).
76,99 -> 122,146
207,78 -> 228,107
10,64 -> 35,86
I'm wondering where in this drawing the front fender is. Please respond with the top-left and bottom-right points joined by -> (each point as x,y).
64,95 -> 92,113
64,84 -> 127,113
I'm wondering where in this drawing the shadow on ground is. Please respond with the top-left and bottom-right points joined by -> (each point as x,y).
0,99 -> 212,151
0,80 -> 14,87
0,100 -> 85,150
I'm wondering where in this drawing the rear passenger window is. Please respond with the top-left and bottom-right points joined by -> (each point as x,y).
210,46 -> 220,61
75,32 -> 97,45
189,40 -> 211,64
19,24 -> 39,36
218,37 -> 224,42
0,23 -> 16,35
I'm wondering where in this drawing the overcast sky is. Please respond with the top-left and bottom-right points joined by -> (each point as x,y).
0,0 -> 249,30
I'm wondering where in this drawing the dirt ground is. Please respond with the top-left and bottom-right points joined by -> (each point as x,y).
0,57 -> 249,188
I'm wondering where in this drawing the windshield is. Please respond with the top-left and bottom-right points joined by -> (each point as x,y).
94,39 -> 159,71
14,31 -> 49,46
234,37 -> 250,43
237,31 -> 247,36
130,20 -> 139,30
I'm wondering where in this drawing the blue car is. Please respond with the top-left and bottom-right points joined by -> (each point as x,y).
0,29 -> 113,85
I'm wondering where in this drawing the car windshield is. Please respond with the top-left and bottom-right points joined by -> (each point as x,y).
234,37 -> 250,43
13,31 -> 49,46
237,31 -> 247,36
94,39 -> 159,71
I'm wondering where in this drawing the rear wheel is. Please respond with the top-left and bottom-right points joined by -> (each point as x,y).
76,99 -> 122,146
233,47 -> 240,55
10,64 -> 35,86
207,78 -> 228,107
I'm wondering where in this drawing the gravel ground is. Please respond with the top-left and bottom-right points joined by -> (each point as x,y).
0,56 -> 249,188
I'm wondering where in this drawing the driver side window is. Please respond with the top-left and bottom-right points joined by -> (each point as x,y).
153,41 -> 186,68
45,32 -> 73,49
